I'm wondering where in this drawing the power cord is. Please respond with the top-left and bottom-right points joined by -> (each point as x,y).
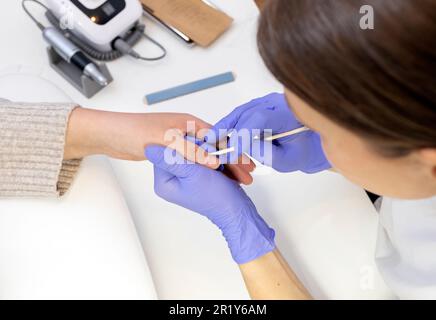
22,0 -> 48,31
113,33 -> 167,61
22,0 -> 167,62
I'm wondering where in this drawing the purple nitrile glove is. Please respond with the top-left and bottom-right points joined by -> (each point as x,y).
207,93 -> 331,173
145,145 -> 275,265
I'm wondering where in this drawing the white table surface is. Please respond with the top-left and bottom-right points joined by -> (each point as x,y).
0,0 -> 393,299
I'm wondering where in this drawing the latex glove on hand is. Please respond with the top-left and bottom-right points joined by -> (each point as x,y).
145,145 -> 275,264
207,93 -> 331,173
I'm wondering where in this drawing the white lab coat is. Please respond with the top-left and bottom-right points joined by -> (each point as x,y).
375,196 -> 436,299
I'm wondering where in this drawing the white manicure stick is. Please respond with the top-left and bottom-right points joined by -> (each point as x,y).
209,126 -> 310,156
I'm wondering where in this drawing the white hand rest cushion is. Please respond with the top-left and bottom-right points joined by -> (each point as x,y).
0,68 -> 157,299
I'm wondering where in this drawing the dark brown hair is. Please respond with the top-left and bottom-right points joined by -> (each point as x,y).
258,0 -> 436,156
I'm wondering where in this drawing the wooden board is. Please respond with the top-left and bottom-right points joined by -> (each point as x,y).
141,0 -> 233,47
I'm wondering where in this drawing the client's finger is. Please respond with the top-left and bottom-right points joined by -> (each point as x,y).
239,154 -> 256,172
224,165 -> 253,185
180,115 -> 213,138
227,153 -> 256,185
171,133 -> 220,169
183,134 -> 255,184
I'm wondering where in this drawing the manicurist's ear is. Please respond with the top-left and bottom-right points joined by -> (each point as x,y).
418,148 -> 436,178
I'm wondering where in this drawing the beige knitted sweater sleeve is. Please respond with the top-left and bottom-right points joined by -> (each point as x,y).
0,98 -> 81,197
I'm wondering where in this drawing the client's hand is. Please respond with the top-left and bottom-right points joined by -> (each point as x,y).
145,145 -> 276,264
64,108 -> 255,184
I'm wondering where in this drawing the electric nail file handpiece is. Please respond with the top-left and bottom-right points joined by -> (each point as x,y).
42,27 -> 108,86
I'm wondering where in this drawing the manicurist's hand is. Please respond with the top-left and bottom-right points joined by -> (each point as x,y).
64,108 -> 255,184
145,145 -> 276,264
146,144 -> 310,299
207,93 -> 331,173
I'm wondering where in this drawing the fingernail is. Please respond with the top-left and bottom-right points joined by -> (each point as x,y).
207,157 -> 220,168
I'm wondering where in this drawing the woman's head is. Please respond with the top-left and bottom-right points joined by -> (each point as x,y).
258,0 -> 436,199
